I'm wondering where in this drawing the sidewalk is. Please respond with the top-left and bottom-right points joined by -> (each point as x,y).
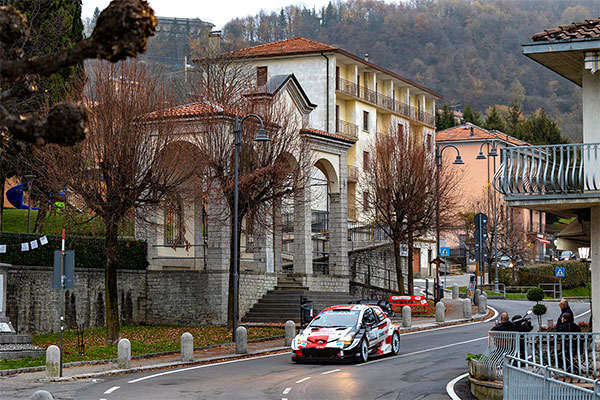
0,299 -> 491,387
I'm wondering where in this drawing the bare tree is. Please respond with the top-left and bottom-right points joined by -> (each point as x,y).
363,126 -> 458,294
34,60 -> 195,343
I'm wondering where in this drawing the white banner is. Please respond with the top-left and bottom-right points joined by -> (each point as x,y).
21,242 -> 29,251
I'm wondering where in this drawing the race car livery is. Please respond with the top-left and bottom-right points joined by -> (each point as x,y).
290,304 -> 400,363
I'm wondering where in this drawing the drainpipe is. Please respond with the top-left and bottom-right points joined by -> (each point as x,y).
321,53 -> 330,132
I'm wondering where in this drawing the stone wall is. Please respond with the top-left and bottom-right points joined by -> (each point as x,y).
305,274 -> 349,293
239,271 -> 277,317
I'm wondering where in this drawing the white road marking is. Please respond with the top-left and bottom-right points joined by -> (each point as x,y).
576,310 -> 590,319
321,369 -> 340,375
282,398 -> 288,400
103,386 -> 120,394
127,352 -> 286,384
296,377 -> 311,384
282,388 -> 291,394
100,398 -> 107,400
446,372 -> 469,400
355,336 -> 487,366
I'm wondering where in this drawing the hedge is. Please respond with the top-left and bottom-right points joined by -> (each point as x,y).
0,233 -> 148,270
498,262 -> 588,289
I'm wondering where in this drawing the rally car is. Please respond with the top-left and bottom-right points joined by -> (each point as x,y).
290,303 -> 400,363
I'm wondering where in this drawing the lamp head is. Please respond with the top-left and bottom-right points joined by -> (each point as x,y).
476,151 -> 486,160
453,154 -> 464,165
254,127 -> 270,142
488,146 -> 498,157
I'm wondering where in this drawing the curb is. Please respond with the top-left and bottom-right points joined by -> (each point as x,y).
447,372 -> 469,400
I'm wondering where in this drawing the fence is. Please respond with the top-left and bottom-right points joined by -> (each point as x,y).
350,262 -> 398,292
475,331 -> 600,381
478,283 -> 506,297
503,356 -> 600,399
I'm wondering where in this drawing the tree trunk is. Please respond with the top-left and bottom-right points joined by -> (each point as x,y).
393,239 -> 405,295
104,218 -> 120,343
407,236 -> 414,295
0,175 -> 5,232
34,205 -> 47,233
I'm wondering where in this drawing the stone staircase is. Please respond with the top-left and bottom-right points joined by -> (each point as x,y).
242,275 -> 356,323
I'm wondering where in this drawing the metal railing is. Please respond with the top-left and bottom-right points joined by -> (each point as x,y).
503,356 -> 600,399
475,331 -> 600,381
335,118 -> 358,140
494,143 -> 600,197
335,77 -> 435,126
350,261 -> 398,292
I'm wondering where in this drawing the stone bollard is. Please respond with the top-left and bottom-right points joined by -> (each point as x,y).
181,332 -> 194,362
284,321 -> 296,346
452,283 -> 459,299
236,326 -> 247,354
436,301 -> 445,323
45,345 -> 60,378
118,338 -> 131,369
463,298 -> 472,319
473,289 -> 481,306
31,390 -> 53,400
478,295 -> 488,315
402,306 -> 412,328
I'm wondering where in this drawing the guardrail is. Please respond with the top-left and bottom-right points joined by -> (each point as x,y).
475,332 -> 600,381
504,356 -> 600,399
478,283 -> 506,297
493,143 -> 600,197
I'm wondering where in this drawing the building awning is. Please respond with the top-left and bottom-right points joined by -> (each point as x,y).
536,237 -> 551,245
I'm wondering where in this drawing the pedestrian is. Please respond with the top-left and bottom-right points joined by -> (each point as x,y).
557,312 -> 580,333
556,298 -> 574,331
492,312 -> 517,331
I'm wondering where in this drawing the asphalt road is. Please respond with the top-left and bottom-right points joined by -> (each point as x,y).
4,299 -> 590,400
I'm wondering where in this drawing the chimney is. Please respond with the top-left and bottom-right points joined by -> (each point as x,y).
208,30 -> 221,54
364,53 -> 369,61
470,126 -> 474,137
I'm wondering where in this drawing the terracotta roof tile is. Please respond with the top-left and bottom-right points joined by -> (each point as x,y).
228,37 -> 336,58
435,123 -> 529,146
532,18 -> 600,42
145,101 -> 241,120
300,127 -> 356,143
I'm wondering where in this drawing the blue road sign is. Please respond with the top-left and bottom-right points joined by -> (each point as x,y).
555,267 -> 565,278
440,247 -> 450,257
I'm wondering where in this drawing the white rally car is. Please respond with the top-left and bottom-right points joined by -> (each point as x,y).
291,303 -> 400,363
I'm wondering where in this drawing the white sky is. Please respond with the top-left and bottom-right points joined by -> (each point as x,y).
82,1 -> 335,30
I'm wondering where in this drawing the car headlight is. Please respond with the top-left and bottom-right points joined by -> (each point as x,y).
509,263 -> 513,268
342,335 -> 354,345
296,334 -> 307,343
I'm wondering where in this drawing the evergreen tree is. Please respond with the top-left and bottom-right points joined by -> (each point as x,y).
483,106 -> 506,132
505,99 -> 522,137
519,108 -> 567,145
436,104 -> 455,131
463,105 -> 482,126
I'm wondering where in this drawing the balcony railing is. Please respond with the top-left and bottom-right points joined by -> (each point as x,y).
336,77 -> 435,126
336,118 -> 358,140
493,143 -> 600,198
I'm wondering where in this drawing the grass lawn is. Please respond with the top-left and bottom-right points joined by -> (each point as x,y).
0,324 -> 283,371
1,209 -> 134,237
458,284 -> 591,299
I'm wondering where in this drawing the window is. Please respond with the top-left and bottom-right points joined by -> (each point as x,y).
165,198 -> 184,245
398,123 -> 404,136
335,66 -> 340,90
529,209 -> 533,232
363,111 -> 369,131
425,133 -> 433,151
363,308 -> 376,325
256,66 -> 268,86
363,151 -> 369,170
363,191 -> 369,211
373,307 -> 385,322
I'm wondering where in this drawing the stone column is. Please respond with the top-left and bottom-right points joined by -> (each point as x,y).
194,197 -> 207,270
206,189 -> 230,325
272,198 -> 283,273
330,152 -> 348,278
293,187 -> 312,275
253,205 -> 274,273
591,206 -> 600,334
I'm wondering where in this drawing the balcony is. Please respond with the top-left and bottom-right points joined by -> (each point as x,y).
335,77 -> 435,127
493,143 -> 600,213
347,165 -> 358,182
336,118 -> 358,141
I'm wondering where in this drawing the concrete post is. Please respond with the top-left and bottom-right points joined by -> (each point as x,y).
285,320 -> 296,346
118,338 -> 131,369
293,187 -> 312,275
402,306 -> 411,328
463,298 -> 472,319
436,302 -> 445,323
478,295 -> 487,315
181,332 -> 194,362
452,283 -> 459,299
329,152 -> 349,277
31,391 -> 53,400
45,345 -> 60,378
474,289 -> 481,306
235,326 -> 247,354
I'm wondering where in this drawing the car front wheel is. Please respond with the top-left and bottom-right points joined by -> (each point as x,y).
358,339 -> 369,363
391,331 -> 400,355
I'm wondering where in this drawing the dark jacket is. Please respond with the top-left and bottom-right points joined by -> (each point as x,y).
491,320 -> 517,331
556,307 -> 574,331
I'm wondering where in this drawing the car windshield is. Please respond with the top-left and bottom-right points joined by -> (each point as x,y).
309,310 -> 360,328
561,251 -> 572,257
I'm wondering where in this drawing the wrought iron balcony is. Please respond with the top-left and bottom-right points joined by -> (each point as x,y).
493,143 -> 600,199
335,118 -> 358,140
335,77 -> 435,126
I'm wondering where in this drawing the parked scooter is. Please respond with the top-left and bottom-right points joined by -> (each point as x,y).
511,309 -> 534,332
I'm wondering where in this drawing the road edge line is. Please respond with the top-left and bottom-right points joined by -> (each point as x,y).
447,372 -> 469,400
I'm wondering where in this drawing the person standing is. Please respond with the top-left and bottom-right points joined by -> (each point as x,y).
556,299 -> 574,331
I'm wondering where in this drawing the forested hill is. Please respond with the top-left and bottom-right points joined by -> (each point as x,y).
219,0 -> 600,141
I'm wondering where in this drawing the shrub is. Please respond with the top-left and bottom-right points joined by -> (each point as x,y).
0,232 -> 147,270
533,303 -> 547,316
520,262 -> 588,289
527,287 -> 545,302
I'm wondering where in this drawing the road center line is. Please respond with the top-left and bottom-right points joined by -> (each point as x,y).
103,386 -> 120,394
282,388 -> 291,394
356,336 -> 487,366
321,368 -> 341,375
296,377 -> 311,384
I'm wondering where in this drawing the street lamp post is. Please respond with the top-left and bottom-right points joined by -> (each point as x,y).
232,114 -> 270,342
24,175 -> 36,234
435,144 -> 463,303
476,141 -> 499,293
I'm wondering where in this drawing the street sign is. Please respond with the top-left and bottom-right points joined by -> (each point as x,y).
474,213 -> 488,228
53,250 -> 74,289
440,247 -> 450,257
399,243 -> 409,257
555,267 -> 565,278
475,248 -> 488,263
473,228 -> 488,241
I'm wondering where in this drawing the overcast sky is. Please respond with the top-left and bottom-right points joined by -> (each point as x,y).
82,1 -> 335,30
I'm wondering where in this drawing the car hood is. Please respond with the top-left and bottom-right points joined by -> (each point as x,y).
300,326 -> 354,342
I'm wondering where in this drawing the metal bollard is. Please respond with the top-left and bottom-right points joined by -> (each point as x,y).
402,306 -> 412,328
118,338 -> 131,369
235,326 -> 247,354
181,332 -> 194,362
463,298 -> 472,319
452,283 -> 459,299
436,302 -> 446,323
285,321 -> 296,347
45,345 -> 60,378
